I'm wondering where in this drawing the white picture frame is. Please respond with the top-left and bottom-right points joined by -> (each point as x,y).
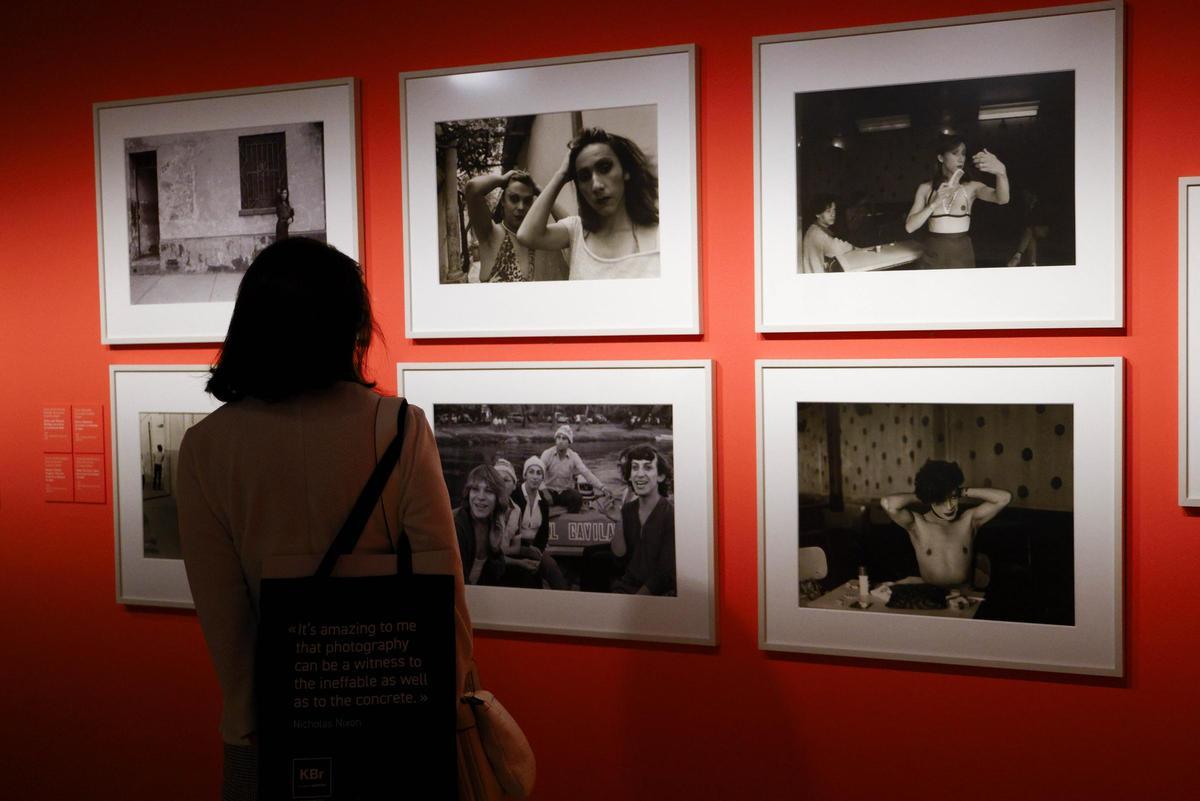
111,365 -> 222,607
754,2 -> 1123,332
400,46 -> 699,338
94,78 -> 361,344
398,360 -> 715,645
1180,177 -> 1200,505
757,358 -> 1123,676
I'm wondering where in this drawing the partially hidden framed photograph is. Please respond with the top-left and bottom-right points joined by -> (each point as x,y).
398,361 -> 715,644
1180,177 -> 1200,505
400,46 -> 699,338
111,365 -> 222,606
755,2 -> 1123,332
94,78 -> 361,344
758,358 -> 1123,676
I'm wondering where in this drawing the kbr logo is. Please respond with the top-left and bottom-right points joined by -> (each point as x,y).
293,756 -> 333,798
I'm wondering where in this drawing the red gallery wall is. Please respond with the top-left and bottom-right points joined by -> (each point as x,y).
0,1 -> 1195,798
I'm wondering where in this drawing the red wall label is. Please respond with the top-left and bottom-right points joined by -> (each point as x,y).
73,454 -> 105,504
72,405 -> 104,453
42,406 -> 71,452
44,454 -> 73,502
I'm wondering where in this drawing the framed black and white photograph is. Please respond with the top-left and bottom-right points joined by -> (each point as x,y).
758,359 -> 1123,675
111,365 -> 221,606
755,2 -> 1122,331
400,47 -> 698,338
398,361 -> 715,644
1180,176 -> 1200,505
94,79 -> 360,343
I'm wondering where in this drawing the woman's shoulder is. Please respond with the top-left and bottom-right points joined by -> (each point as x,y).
636,221 -> 660,251
182,399 -> 244,441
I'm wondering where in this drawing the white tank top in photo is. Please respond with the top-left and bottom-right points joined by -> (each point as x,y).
561,215 -> 661,280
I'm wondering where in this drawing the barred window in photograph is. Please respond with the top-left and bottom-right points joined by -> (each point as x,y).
238,131 -> 288,211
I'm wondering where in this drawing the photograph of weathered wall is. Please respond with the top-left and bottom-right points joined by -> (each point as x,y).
123,121 -> 326,303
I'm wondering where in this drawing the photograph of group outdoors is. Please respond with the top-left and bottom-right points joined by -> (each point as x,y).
123,121 -> 327,304
435,104 -> 659,284
796,71 -> 1074,274
795,401 -> 1074,625
434,403 -> 676,596
138,411 -> 208,559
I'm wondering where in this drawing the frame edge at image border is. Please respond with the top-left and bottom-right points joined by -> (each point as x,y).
755,356 -> 1124,677
1180,178 -> 1200,506
399,46 -> 699,340
752,0 -> 1125,333
94,77 -> 361,346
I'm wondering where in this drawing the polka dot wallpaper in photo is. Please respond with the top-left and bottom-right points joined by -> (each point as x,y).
797,402 -> 1072,511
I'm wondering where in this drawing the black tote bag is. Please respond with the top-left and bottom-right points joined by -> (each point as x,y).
256,400 -> 457,800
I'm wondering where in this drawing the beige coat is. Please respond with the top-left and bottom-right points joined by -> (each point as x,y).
177,382 -> 472,745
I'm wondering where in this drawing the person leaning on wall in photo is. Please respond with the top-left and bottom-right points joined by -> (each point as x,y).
176,237 -> 476,800
273,186 -> 294,242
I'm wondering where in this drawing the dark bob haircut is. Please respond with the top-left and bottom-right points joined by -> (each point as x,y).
914,459 -> 965,505
206,238 -> 377,403
568,127 -> 659,233
810,193 -> 837,223
490,171 -> 539,224
620,444 -> 673,496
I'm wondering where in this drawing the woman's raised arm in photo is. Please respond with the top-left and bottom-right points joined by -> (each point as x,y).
970,149 -> 1010,205
464,170 -> 514,247
880,491 -> 918,530
517,149 -> 572,251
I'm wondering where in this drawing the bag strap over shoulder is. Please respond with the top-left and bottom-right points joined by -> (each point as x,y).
314,399 -> 411,580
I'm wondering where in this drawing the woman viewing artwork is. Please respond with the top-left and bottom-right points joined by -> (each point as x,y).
904,135 -> 1009,268
518,127 -> 661,280
175,238 -> 474,797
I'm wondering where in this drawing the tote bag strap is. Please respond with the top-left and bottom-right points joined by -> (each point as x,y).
314,398 -> 412,580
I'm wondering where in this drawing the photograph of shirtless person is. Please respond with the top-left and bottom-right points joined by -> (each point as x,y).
794,401 -> 1074,625
881,460 -> 1011,589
